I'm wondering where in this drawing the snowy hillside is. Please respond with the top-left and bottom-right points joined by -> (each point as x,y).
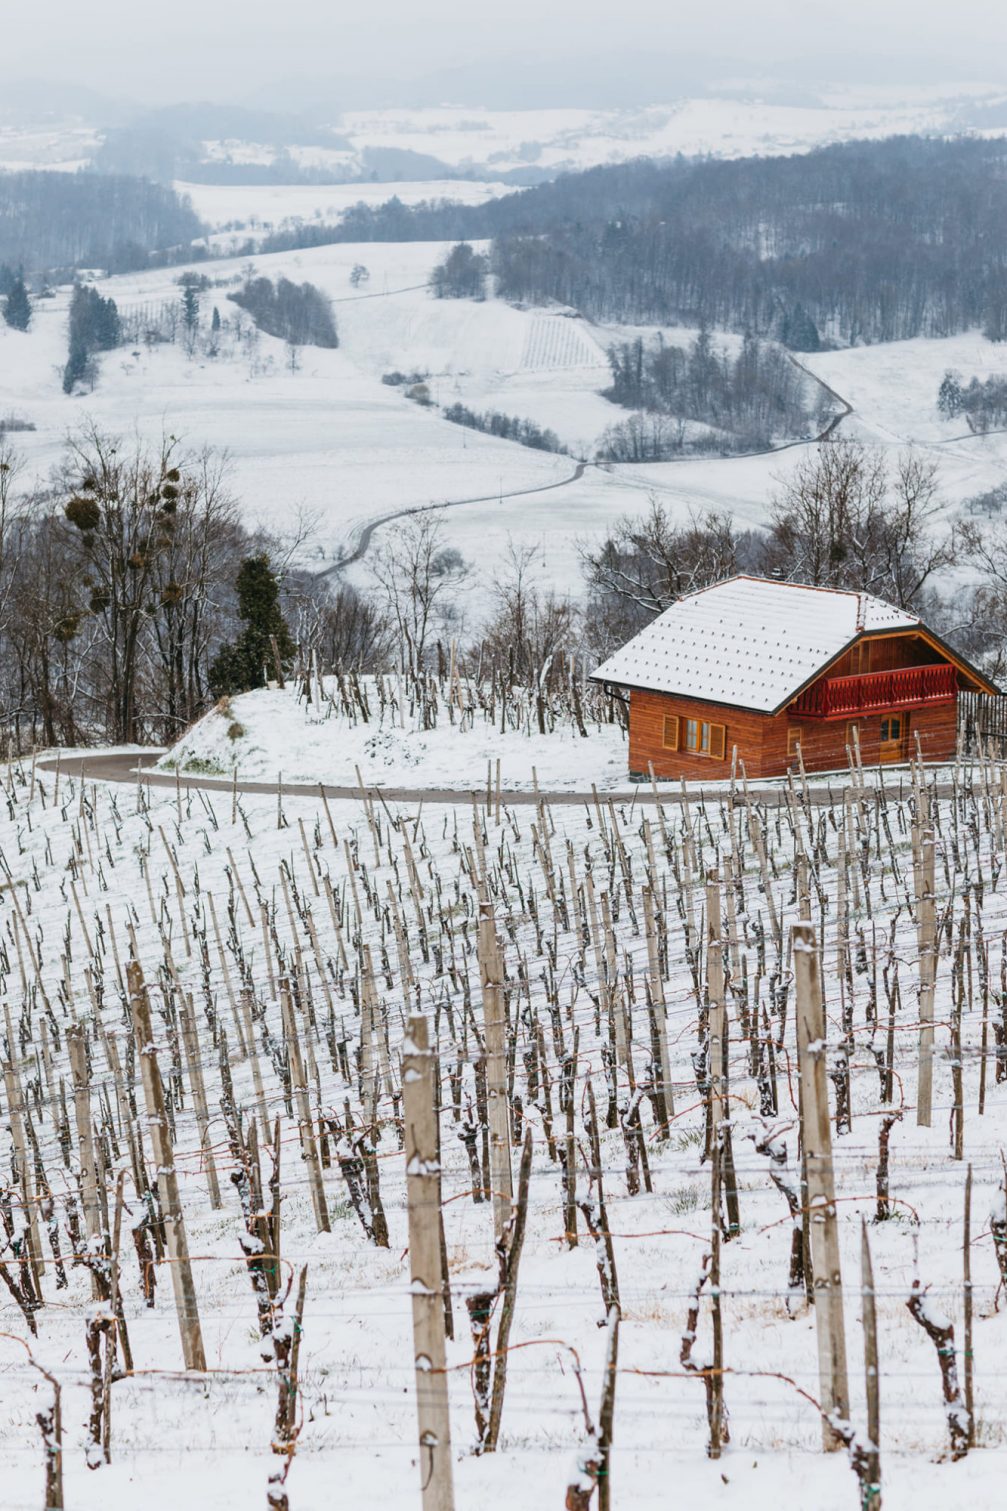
4,222 -> 1007,608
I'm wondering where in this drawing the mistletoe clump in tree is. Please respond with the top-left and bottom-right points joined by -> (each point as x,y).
210,554 -> 294,695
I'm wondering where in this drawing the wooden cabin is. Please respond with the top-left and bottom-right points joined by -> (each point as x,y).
591,576 -> 997,780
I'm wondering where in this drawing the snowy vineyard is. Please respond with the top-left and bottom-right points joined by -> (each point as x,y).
1,740 -> 1007,1508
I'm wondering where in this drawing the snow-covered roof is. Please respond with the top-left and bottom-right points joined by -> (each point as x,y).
591,576 -> 924,714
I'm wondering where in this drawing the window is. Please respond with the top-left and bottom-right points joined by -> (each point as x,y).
662,714 -> 679,750
788,728 -> 803,758
685,718 -> 726,759
881,715 -> 902,742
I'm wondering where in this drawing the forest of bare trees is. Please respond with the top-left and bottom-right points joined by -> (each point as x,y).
601,328 -> 829,453
0,171 -> 203,279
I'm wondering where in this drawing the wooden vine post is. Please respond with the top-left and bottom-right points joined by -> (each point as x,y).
916,826 -> 937,1128
793,920 -> 849,1450
127,959 -> 207,1372
860,1220 -> 881,1511
706,874 -> 727,1456
67,1025 -> 104,1298
478,891 -> 513,1240
280,980 -> 330,1234
402,1014 -> 455,1511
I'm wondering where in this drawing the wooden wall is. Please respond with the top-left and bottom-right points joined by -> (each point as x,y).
629,689 -> 766,780
828,631 -> 941,678
629,688 -> 960,780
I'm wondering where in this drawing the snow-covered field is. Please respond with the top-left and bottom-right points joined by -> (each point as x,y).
4,80 -> 1007,201
179,178 -> 512,236
337,89 -> 990,176
2,722 -> 1007,1509
0,120 -> 99,172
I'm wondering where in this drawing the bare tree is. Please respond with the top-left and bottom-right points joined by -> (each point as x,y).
369,511 -> 468,671
765,439 -> 954,608
478,542 -> 580,684
580,501 -> 752,656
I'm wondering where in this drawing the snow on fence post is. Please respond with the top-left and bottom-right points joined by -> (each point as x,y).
279,979 -> 330,1234
860,1220 -> 882,1511
477,889 -> 513,1241
3,1017 -> 45,1303
402,1014 -> 455,1511
177,990 -> 222,1210
706,871 -> 740,1239
67,1024 -> 104,1297
916,826 -> 937,1127
964,1163 -> 976,1448
793,919 -> 849,1451
126,958 -> 206,1372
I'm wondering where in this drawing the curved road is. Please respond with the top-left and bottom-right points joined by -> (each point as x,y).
320,353 -> 854,577
43,750 -> 926,810
318,461 -> 588,576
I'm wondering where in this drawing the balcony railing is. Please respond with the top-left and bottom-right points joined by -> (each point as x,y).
792,662 -> 958,719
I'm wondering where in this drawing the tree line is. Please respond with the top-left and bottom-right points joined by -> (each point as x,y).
228,275 -> 338,349
581,437 -> 1007,677
441,402 -> 567,453
0,171 -> 203,280
602,328 -> 828,453
259,138 -> 1007,348
0,427 -> 357,750
937,370 -> 1007,433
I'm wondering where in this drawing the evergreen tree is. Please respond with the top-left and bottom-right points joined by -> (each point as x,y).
780,304 -> 820,352
3,274 -> 31,332
937,370 -> 964,418
62,283 -> 120,393
209,555 -> 295,695
62,342 -> 91,395
182,284 -> 199,333
983,273 -> 1007,342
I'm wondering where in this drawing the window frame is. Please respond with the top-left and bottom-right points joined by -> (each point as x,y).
684,716 -> 726,760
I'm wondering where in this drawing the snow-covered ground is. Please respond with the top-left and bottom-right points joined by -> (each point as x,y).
158,679 -> 630,791
3,733 -> 1007,1508
337,90 -> 989,176
0,120 -> 99,172
179,177 -> 513,237
4,80 -> 1007,202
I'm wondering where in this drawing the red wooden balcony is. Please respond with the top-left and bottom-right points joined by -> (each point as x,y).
791,662 -> 958,719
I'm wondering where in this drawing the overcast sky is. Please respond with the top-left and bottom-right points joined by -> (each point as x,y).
7,0 -> 1007,108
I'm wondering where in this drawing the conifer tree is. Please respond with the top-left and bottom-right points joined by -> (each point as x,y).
209,555 -> 295,695
3,274 -> 31,332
